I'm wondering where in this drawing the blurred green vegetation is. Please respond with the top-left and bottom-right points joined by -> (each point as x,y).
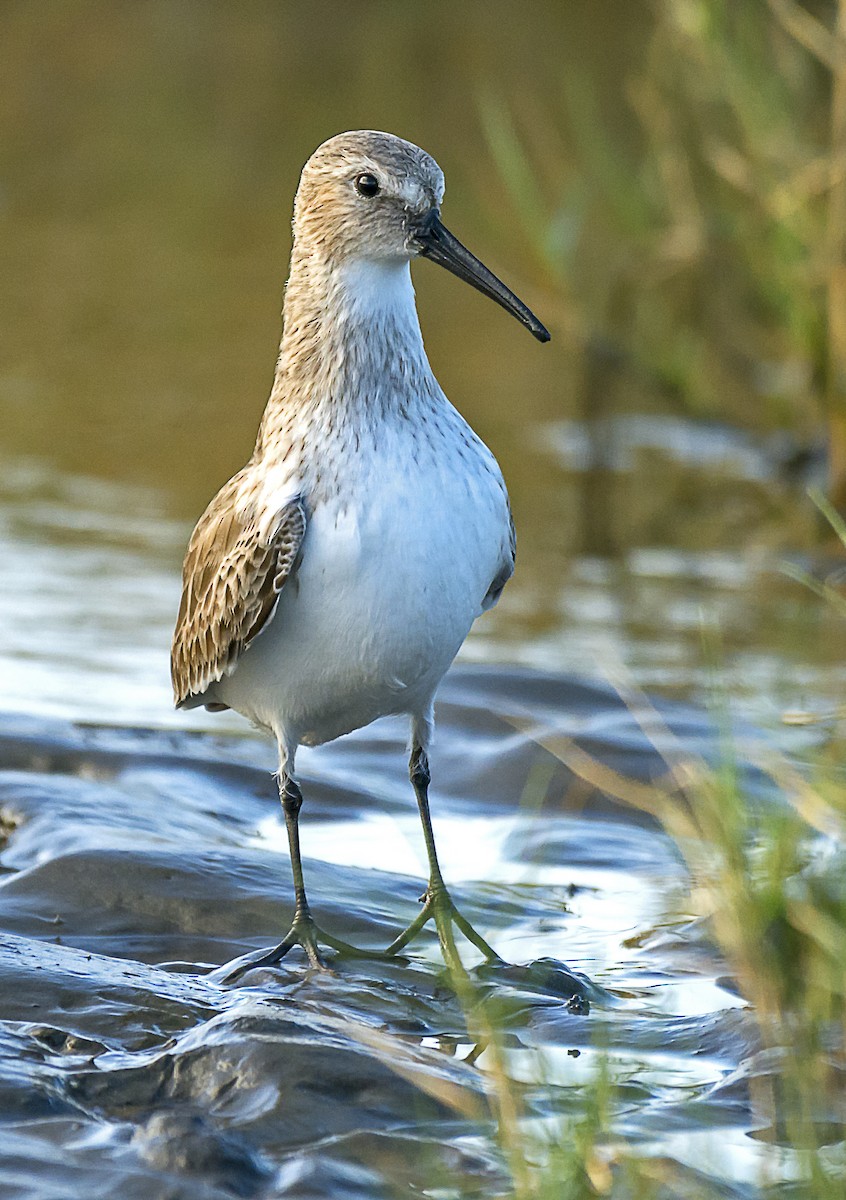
443,679 -> 846,1198
481,0 -> 846,515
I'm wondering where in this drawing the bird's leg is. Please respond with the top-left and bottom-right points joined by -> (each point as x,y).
385,743 -> 502,971
270,774 -> 327,968
220,773 -> 379,980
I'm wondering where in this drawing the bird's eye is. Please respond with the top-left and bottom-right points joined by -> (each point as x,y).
355,173 -> 380,198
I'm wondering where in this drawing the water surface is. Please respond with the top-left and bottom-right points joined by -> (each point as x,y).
1,670 -> 777,1198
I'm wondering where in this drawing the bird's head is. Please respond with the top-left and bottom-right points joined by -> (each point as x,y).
293,130 -> 550,343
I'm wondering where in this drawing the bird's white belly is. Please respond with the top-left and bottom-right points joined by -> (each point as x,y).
215,460 -> 507,745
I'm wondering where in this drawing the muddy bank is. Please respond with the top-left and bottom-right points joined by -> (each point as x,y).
0,667 -> 773,1197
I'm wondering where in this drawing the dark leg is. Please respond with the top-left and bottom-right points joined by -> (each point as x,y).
216,772 -> 379,981
385,744 -> 502,971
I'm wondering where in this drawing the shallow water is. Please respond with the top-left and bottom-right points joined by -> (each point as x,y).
0,458 -> 822,1194
2,443 -> 842,741
1,669 -> 777,1199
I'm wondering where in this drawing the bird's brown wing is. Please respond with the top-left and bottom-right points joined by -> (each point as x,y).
171,477 -> 307,708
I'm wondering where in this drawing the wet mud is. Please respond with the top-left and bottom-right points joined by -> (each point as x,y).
0,666 -> 777,1197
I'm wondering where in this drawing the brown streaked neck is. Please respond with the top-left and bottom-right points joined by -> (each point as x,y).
254,243 -> 432,457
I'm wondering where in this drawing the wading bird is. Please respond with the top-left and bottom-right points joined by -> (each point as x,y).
171,131 -> 549,975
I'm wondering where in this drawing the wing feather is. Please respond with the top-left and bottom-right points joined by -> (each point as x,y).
171,478 -> 306,708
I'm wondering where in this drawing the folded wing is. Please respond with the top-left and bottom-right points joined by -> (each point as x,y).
171,478 -> 307,709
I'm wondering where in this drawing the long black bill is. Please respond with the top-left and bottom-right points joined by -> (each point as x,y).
415,213 -> 550,343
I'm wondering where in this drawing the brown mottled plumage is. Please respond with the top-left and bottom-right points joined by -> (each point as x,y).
172,488 -> 305,707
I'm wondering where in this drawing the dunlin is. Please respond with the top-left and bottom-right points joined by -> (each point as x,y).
171,130 -> 549,975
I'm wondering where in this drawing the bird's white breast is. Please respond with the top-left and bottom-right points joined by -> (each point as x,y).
219,407 -> 509,746
213,259 -> 512,746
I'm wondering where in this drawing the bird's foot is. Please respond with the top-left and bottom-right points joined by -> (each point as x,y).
211,907 -> 388,984
385,882 -> 502,975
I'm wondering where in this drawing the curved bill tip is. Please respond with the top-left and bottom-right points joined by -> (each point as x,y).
416,214 -> 551,344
